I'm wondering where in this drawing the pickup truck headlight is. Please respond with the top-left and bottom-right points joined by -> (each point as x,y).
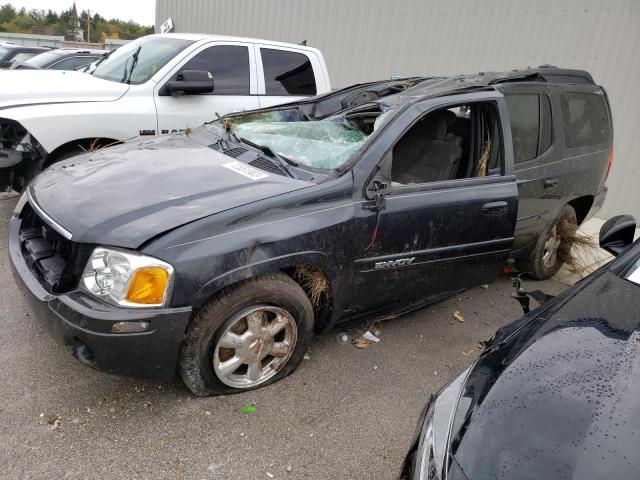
414,368 -> 469,479
81,247 -> 174,308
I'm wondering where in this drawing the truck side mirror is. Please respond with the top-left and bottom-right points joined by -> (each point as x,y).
599,214 -> 636,256
167,70 -> 214,95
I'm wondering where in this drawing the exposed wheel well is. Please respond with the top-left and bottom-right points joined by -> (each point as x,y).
568,195 -> 594,226
45,137 -> 121,168
281,265 -> 333,333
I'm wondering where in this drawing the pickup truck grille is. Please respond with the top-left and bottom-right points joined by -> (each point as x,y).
18,203 -> 82,293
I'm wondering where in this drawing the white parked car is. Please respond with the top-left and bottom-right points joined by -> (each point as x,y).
0,33 -> 331,191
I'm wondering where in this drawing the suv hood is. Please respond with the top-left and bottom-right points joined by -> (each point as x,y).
450,270 -> 640,480
28,129 -> 313,248
0,70 -> 128,109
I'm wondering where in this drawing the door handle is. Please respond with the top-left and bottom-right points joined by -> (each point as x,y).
482,201 -> 508,215
544,178 -> 559,189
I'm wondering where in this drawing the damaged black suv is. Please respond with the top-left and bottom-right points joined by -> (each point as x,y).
9,67 -> 612,395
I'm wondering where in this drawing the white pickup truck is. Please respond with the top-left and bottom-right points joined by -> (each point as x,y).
0,33 -> 331,191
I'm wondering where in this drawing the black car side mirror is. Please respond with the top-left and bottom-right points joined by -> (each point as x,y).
364,176 -> 389,211
167,70 -> 214,95
599,214 -> 636,256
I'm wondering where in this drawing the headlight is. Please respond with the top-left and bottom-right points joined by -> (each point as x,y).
81,247 -> 174,308
414,368 -> 469,479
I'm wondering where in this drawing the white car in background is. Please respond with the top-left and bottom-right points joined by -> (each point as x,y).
0,33 -> 331,191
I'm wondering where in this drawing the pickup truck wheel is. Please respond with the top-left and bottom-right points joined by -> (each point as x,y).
179,273 -> 314,396
523,205 -> 577,280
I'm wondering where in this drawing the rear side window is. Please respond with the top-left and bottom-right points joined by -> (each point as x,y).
505,93 -> 553,164
261,48 -> 317,96
181,45 -> 250,95
561,92 -> 609,147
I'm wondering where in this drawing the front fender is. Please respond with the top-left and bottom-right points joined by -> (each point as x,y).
0,95 -> 155,154
192,250 -> 340,309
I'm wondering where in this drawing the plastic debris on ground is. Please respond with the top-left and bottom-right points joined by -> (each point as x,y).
241,404 -> 256,414
362,330 -> 381,343
453,310 -> 465,322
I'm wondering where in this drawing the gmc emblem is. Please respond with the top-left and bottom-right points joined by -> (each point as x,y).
374,257 -> 416,270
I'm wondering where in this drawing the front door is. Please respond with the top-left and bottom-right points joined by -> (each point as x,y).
348,94 -> 518,312
155,42 -> 260,135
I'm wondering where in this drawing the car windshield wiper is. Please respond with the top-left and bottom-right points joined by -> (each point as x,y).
90,49 -> 114,73
234,134 -> 299,167
121,45 -> 142,84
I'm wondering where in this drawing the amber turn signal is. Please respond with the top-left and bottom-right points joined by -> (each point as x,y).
125,267 -> 169,305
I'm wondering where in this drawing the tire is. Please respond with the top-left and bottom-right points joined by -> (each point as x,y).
179,272 -> 314,396
520,205 -> 577,280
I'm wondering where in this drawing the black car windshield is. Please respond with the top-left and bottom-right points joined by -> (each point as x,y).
24,51 -> 63,68
206,105 -> 393,172
92,36 -> 193,85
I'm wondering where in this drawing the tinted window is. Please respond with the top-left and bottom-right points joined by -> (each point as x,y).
50,56 -> 96,70
261,48 -> 316,96
562,92 -> 609,147
505,93 -> 553,164
539,94 -> 553,153
505,94 -> 539,163
180,45 -> 250,95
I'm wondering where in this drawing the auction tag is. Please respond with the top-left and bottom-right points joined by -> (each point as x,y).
222,161 -> 269,180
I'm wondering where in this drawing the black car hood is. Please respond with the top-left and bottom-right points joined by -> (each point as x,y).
28,129 -> 313,248
450,270 -> 640,480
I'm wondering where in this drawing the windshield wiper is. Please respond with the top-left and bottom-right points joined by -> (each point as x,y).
234,134 -> 299,167
90,49 -> 114,73
121,45 -> 142,84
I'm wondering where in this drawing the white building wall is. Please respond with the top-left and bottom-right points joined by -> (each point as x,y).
156,0 -> 640,219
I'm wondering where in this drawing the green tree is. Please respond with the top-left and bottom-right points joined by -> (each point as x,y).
0,3 -> 17,23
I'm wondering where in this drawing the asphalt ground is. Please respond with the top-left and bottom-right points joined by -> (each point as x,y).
0,193 -> 566,479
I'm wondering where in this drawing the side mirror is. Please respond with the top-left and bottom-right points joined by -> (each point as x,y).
364,176 -> 389,210
599,214 -> 636,256
167,70 -> 214,95
0,60 -> 13,69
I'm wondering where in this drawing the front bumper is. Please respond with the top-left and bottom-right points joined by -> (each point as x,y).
8,217 -> 193,380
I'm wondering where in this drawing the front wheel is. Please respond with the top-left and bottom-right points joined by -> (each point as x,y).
179,273 -> 314,396
521,205 -> 577,280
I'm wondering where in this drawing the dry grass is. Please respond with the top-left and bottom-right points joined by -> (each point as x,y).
78,138 -> 121,153
294,266 -> 330,306
474,134 -> 491,177
557,217 -> 601,274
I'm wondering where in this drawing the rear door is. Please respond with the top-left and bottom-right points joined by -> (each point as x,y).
154,42 -> 260,134
500,85 -> 557,252
254,45 -> 322,109
348,93 -> 518,311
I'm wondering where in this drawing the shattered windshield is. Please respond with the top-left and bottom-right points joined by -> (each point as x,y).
206,105 -> 392,171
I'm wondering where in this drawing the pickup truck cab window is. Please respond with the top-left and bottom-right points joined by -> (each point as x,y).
177,45 -> 251,95
260,48 -> 317,96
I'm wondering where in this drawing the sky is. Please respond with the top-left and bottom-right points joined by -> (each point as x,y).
9,0 -> 156,26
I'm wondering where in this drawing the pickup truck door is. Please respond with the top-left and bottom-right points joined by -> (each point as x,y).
154,42 -> 260,134
254,45 -> 325,109
348,94 -> 518,312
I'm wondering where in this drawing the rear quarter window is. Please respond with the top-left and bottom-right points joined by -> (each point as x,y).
561,92 -> 610,147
